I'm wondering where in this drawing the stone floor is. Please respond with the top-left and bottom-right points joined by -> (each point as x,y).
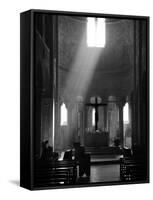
77,164 -> 120,184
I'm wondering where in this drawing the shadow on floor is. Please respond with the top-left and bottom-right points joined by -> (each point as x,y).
9,180 -> 20,186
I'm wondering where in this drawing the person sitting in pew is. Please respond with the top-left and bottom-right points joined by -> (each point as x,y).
41,140 -> 58,161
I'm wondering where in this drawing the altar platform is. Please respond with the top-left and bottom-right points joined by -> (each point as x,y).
84,146 -> 123,164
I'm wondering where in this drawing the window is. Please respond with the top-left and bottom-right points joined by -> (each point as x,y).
87,17 -> 105,47
60,103 -> 68,126
92,108 -> 95,126
123,102 -> 131,148
123,103 -> 129,124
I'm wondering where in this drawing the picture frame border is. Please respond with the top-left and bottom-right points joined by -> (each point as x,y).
20,9 -> 150,190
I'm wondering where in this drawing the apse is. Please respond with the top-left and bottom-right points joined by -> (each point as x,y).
58,16 -> 134,102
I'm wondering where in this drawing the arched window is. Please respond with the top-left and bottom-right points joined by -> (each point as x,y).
123,103 -> 129,124
92,108 -> 95,126
123,102 -> 131,148
60,103 -> 68,126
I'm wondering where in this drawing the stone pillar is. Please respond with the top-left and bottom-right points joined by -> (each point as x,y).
104,106 -> 107,131
76,96 -> 84,146
128,100 -> 132,148
117,101 -> 125,148
69,101 -> 77,145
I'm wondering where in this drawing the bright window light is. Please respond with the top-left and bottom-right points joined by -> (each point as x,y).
87,17 -> 105,47
92,108 -> 95,126
123,103 -> 129,124
96,18 -> 105,47
60,103 -> 68,126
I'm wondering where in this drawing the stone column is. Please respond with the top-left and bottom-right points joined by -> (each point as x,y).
76,96 -> 84,146
104,106 -> 107,131
128,100 -> 132,148
117,101 -> 125,148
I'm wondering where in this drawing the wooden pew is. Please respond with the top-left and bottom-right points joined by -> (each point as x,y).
120,157 -> 147,181
34,160 -> 77,187
120,147 -> 147,182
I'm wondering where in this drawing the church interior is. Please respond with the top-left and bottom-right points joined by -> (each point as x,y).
33,13 -> 148,188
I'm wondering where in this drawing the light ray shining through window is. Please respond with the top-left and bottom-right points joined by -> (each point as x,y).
87,18 -> 105,47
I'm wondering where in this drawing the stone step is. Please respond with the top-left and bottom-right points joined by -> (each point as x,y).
85,146 -> 122,155
90,154 -> 123,164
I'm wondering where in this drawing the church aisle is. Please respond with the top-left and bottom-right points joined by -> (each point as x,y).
90,164 -> 120,182
77,164 -> 120,184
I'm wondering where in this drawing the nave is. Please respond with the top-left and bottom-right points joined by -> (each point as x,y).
33,13 -> 148,188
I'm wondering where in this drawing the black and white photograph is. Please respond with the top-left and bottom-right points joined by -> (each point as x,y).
20,10 -> 149,190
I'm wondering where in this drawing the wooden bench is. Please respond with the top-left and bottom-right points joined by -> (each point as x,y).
34,160 -> 77,187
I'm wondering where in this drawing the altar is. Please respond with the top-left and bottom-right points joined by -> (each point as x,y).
84,131 -> 109,147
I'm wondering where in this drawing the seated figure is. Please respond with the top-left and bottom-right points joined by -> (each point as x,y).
41,140 -> 58,161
